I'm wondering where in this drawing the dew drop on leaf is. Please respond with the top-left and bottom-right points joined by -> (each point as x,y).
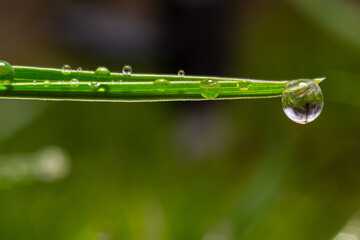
178,69 -> 185,77
0,60 -> 15,86
70,79 -> 79,88
282,79 -> 324,124
237,80 -> 251,90
43,81 -> 51,88
200,79 -> 221,99
154,79 -> 169,92
94,67 -> 110,81
89,81 -> 100,90
122,65 -> 132,75
62,65 -> 72,76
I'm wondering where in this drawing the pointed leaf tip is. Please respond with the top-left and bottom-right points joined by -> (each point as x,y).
314,77 -> 325,84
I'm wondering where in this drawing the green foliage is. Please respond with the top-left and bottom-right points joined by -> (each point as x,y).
0,62 -> 323,102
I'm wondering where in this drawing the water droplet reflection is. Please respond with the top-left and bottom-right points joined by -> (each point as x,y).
89,81 -> 100,90
237,80 -> 251,90
97,86 -> 108,93
282,79 -> 324,124
62,65 -> 72,76
70,79 -> 79,88
122,65 -> 132,75
178,69 -> 185,77
154,79 -> 169,92
0,60 -> 15,85
200,79 -> 221,99
94,66 -> 110,81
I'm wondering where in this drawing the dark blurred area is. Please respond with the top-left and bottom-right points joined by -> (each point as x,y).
1,0 -> 360,239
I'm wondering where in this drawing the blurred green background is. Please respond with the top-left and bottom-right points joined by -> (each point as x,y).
1,0 -> 360,239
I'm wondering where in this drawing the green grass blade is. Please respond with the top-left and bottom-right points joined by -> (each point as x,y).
0,64 -> 324,102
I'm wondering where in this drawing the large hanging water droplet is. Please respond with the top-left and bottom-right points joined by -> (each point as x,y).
178,69 -> 185,77
282,79 -> 324,124
62,65 -> 72,76
122,65 -> 132,75
154,79 -> 169,92
70,79 -> 80,88
200,79 -> 221,99
0,60 -> 15,86
94,66 -> 110,81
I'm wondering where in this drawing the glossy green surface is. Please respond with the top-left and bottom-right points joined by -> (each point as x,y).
0,65 -> 323,102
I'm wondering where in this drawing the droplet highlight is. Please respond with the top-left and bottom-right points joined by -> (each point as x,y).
94,66 -> 110,81
0,60 -> 15,86
89,81 -> 100,90
178,69 -> 185,77
200,79 -> 221,99
122,65 -> 132,75
97,87 -> 108,93
62,65 -> 72,76
154,79 -> 169,92
282,79 -> 324,124
70,79 -> 79,88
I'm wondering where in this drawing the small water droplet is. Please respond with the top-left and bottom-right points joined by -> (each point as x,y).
94,66 -> 110,81
200,79 -> 221,99
32,80 -> 37,86
70,79 -> 80,88
178,69 -> 185,77
62,65 -> 72,76
43,81 -> 50,88
0,60 -> 15,85
154,79 -> 169,92
89,81 -> 100,90
237,80 -> 251,90
77,67 -> 83,78
122,65 -> 132,75
282,79 -> 324,124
